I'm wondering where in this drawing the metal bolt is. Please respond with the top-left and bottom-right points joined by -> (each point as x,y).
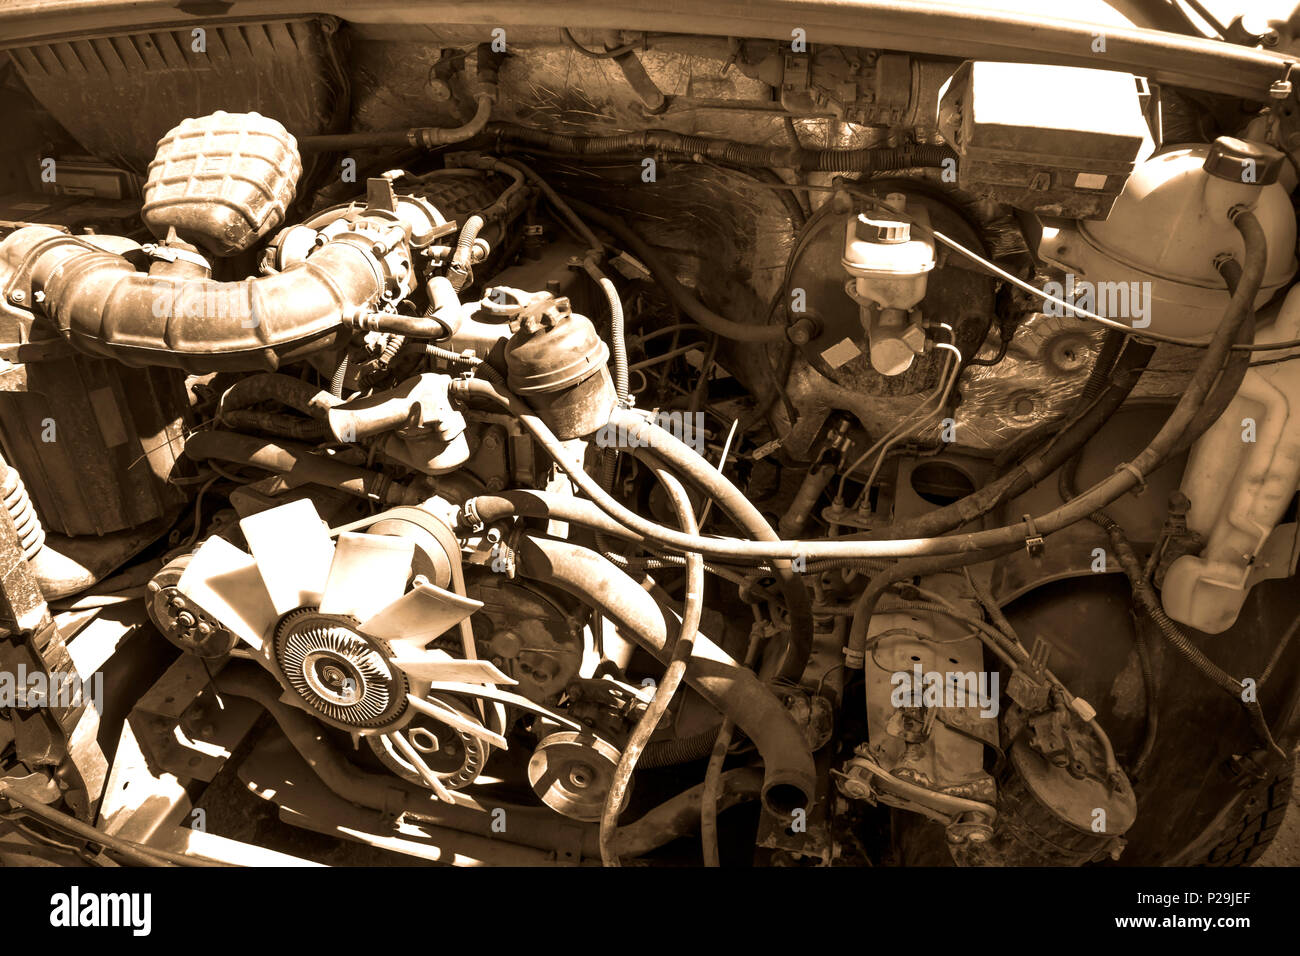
568,764 -> 594,789
9,290 -> 25,303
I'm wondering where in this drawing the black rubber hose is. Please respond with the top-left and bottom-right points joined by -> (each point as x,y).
565,198 -> 788,343
851,335 -> 1155,544
1090,510 -> 1287,765
744,166 -> 808,230
455,380 -> 813,679
514,534 -> 816,818
454,213 -> 1262,564
1129,613 -> 1161,780
218,410 -> 328,441
297,93 -> 495,152
218,373 -> 334,422
184,431 -> 423,505
486,123 -> 956,173
601,469 -> 701,866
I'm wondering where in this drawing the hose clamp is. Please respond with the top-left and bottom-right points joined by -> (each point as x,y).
460,498 -> 485,533
140,243 -> 211,270
1113,461 -> 1147,495
1021,513 -> 1045,558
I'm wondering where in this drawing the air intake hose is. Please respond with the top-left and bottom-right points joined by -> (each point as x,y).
0,225 -> 396,372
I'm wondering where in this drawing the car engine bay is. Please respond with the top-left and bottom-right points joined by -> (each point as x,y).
0,2 -> 1299,870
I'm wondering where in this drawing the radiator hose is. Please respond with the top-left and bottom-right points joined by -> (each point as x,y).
514,534 -> 816,819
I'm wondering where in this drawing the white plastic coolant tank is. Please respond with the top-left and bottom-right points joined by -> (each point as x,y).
1037,138 -> 1296,340
1162,284 -> 1300,633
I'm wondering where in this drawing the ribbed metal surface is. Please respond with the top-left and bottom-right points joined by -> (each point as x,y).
275,617 -> 407,730
8,17 -> 345,172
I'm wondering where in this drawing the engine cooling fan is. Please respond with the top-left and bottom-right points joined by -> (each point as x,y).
272,608 -> 409,731
174,498 -> 515,799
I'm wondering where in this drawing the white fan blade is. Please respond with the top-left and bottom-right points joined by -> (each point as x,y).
389,647 -> 517,685
359,583 -> 482,651
278,688 -> 316,715
176,536 -> 278,649
318,532 -> 413,620
239,499 -> 336,614
386,731 -> 455,802
406,694 -> 509,750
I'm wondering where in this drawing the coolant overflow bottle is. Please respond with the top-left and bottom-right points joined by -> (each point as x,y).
841,193 -> 936,376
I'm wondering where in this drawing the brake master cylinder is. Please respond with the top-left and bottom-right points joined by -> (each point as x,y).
504,293 -> 616,439
842,193 -> 936,375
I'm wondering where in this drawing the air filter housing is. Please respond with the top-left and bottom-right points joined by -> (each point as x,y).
142,110 -> 301,256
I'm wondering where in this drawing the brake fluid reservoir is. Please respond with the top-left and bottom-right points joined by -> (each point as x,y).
1162,284 -> 1300,633
1036,137 -> 1296,340
142,111 -> 301,256
842,193 -> 936,376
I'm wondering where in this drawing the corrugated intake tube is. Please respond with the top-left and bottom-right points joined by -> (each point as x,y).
1,225 -> 391,372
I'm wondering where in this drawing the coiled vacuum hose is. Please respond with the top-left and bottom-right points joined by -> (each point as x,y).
1,225 -> 389,372
514,534 -> 815,818
448,215 -> 485,292
0,454 -> 46,561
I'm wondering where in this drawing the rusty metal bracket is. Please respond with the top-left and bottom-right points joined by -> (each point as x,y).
0,487 -> 106,820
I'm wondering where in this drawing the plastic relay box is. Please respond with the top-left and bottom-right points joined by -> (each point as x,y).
936,61 -> 1150,220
